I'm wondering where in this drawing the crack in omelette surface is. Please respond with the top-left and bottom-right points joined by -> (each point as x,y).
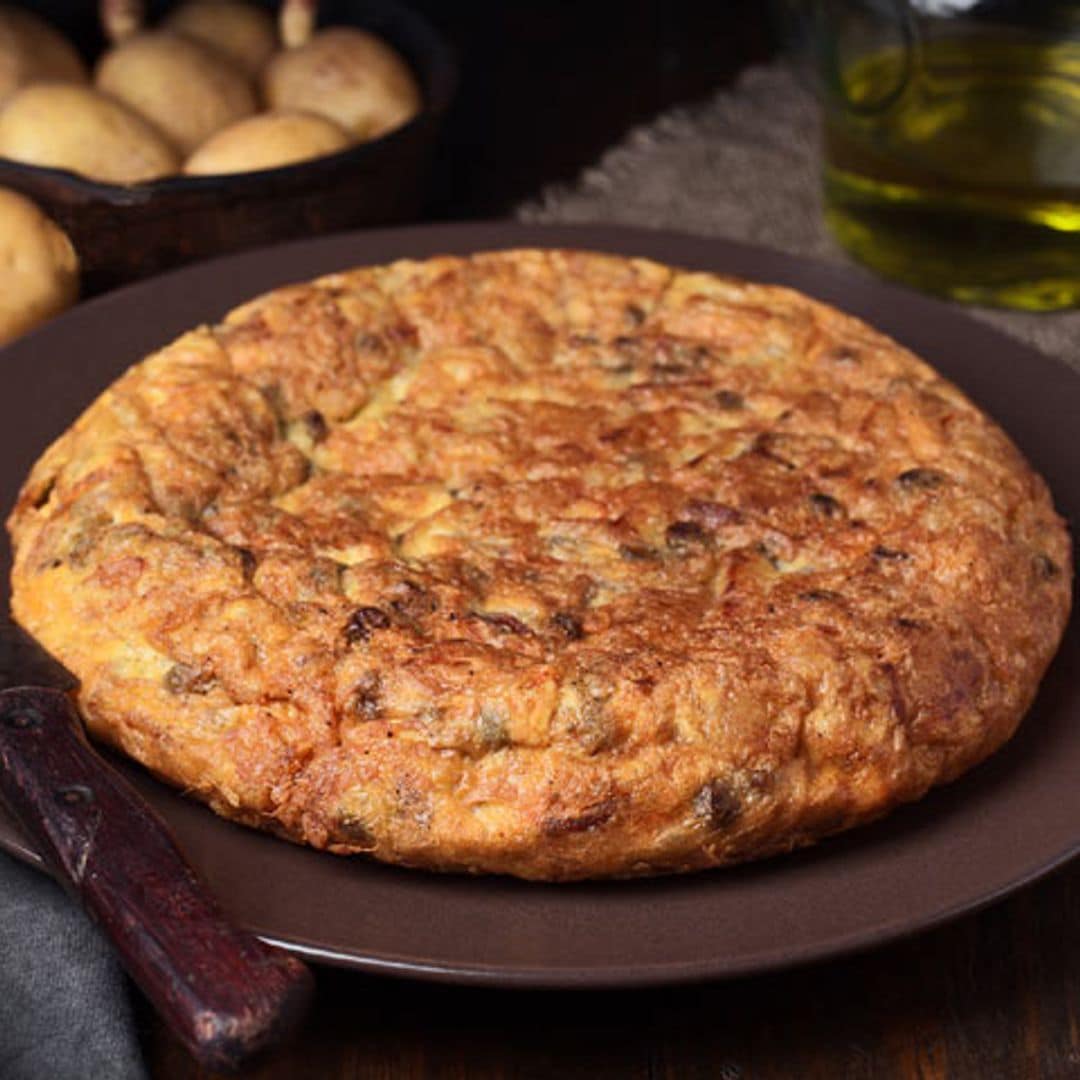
8,250 -> 1072,879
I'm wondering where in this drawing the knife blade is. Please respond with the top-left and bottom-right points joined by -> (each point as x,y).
0,615 -> 313,1072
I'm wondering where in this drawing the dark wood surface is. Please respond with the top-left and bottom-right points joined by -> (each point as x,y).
142,859 -> 1080,1079
120,3 -> 1077,1076
413,0 -> 772,217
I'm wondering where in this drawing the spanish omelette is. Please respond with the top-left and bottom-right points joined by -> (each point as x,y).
7,250 -> 1072,880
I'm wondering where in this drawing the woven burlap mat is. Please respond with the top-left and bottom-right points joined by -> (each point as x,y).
519,63 -> 1080,373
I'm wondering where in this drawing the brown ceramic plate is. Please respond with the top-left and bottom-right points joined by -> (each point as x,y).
0,223 -> 1076,988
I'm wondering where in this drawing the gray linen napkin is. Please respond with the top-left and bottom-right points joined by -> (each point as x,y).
0,852 -> 146,1080
518,62 -> 1080,374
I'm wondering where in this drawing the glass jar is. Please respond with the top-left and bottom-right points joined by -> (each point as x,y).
775,0 -> 1080,310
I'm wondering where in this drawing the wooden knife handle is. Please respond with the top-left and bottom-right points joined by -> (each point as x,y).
0,686 -> 314,1073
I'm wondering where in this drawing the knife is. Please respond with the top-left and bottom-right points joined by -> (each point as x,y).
0,617 -> 314,1072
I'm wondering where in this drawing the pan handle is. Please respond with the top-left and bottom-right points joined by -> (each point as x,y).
0,686 -> 313,1072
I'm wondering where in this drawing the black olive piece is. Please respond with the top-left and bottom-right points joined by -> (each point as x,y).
233,546 -> 257,580
302,410 -> 329,443
352,672 -> 382,720
551,611 -> 585,640
474,611 -> 531,636
31,476 -> 56,510
799,590 -> 842,603
344,606 -> 392,643
896,468 -> 945,490
873,546 -> 911,561
1035,552 -> 1061,579
809,492 -> 844,518
755,542 -> 782,570
714,390 -> 744,410
335,813 -> 376,849
652,361 -> 690,378
164,663 -> 216,695
665,520 -> 710,550
542,798 -> 616,836
694,780 -> 742,830
355,332 -> 386,353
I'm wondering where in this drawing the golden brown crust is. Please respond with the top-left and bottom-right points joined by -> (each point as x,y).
8,250 -> 1072,880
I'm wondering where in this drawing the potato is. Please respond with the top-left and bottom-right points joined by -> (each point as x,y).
262,27 -> 421,141
96,31 -> 256,155
184,109 -> 352,175
0,83 -> 178,184
164,0 -> 277,78
0,186 -> 78,345
0,6 -> 87,103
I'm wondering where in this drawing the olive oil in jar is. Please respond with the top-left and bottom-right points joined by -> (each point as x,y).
824,37 -> 1080,310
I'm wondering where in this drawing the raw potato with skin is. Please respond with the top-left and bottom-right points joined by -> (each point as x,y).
262,27 -> 420,140
0,187 -> 77,344
7,251 -> 1072,881
96,31 -> 256,155
164,0 -> 278,78
0,82 -> 179,183
185,110 -> 352,175
0,5 -> 87,103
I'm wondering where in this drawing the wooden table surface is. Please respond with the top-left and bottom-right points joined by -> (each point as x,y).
142,857 -> 1080,1079
137,3 -> 1079,1076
